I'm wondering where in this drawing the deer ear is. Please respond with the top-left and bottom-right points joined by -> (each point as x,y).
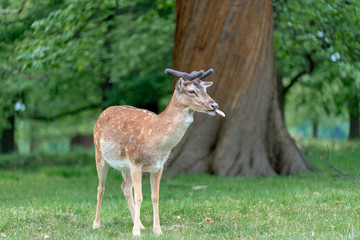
201,81 -> 213,89
176,78 -> 185,92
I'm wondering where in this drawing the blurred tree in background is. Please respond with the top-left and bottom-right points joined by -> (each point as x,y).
0,0 -> 175,153
17,0 -> 175,111
1,0 -> 64,153
273,0 -> 360,139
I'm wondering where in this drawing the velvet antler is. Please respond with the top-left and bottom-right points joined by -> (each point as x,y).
199,69 -> 214,80
165,68 -> 214,80
165,68 -> 205,80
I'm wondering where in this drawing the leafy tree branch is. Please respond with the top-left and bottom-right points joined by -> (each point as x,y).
29,103 -> 100,122
283,52 -> 315,95
0,0 -> 27,14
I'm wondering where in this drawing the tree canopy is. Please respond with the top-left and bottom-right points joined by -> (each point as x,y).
273,0 -> 360,138
2,0 -> 175,122
0,0 -> 176,152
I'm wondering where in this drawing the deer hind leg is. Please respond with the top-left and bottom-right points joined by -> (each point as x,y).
93,150 -> 109,229
131,165 -> 143,236
150,168 -> 163,235
121,171 -> 145,230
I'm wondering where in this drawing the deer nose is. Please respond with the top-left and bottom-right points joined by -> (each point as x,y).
209,101 -> 218,110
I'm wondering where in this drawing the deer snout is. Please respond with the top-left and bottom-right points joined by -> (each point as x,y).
209,101 -> 218,110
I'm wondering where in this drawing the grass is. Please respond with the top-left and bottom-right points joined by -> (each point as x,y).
0,140 -> 360,239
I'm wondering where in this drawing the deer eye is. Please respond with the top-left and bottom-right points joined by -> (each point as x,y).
188,90 -> 196,94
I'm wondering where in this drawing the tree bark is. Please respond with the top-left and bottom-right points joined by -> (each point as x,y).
166,0 -> 315,176
276,67 -> 285,118
349,106 -> 359,140
312,121 -> 318,139
70,134 -> 93,149
1,115 -> 16,154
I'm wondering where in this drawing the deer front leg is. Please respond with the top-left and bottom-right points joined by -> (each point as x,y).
131,166 -> 143,236
150,168 -> 163,235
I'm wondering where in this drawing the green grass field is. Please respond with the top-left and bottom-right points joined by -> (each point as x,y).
0,140 -> 359,239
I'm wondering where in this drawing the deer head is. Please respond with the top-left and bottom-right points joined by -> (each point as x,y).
165,68 -> 225,117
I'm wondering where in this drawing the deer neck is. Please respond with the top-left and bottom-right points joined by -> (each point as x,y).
156,93 -> 193,149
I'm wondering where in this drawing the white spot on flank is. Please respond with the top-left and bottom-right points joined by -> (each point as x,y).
139,128 -> 144,137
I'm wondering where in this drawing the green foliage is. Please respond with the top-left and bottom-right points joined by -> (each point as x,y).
0,0 -> 66,128
1,0 -> 175,128
274,0 -> 360,125
1,0 -> 175,151
0,141 -> 360,239
16,0 -> 175,112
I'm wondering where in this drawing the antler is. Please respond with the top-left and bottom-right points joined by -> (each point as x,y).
165,68 -> 205,80
199,69 -> 214,80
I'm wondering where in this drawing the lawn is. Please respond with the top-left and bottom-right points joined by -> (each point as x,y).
0,140 -> 359,239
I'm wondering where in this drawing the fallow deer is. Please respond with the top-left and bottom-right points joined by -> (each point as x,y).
92,68 -> 225,236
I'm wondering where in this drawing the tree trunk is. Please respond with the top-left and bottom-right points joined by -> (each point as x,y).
166,0 -> 315,177
312,121 -> 318,139
349,108 -> 359,140
70,134 -> 94,149
1,115 -> 16,154
276,67 -> 285,118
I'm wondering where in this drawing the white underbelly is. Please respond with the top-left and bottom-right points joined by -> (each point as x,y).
100,139 -> 131,171
100,139 -> 169,173
104,158 -> 131,172
104,157 -> 166,173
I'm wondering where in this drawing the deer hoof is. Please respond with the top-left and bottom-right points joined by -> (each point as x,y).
132,226 -> 141,236
93,220 -> 100,229
153,227 -> 163,235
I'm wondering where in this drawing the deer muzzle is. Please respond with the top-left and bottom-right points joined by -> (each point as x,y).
208,101 -> 225,117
